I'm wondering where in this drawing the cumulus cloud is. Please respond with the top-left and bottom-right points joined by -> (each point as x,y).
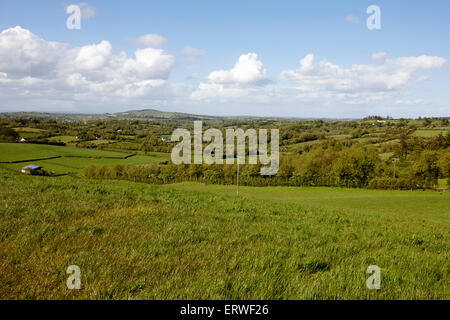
345,14 -> 360,24
0,26 -> 68,78
208,53 -> 266,84
192,53 -> 268,100
0,26 -> 447,117
193,51 -> 447,113
0,26 -> 176,102
280,53 -> 446,92
131,34 -> 167,48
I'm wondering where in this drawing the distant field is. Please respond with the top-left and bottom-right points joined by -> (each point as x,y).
379,152 -> 394,161
412,129 -> 448,138
0,143 -> 170,174
327,134 -> 351,140
48,136 -> 77,143
12,127 -> 46,133
0,168 -> 448,299
0,143 -> 130,162
282,139 -> 322,152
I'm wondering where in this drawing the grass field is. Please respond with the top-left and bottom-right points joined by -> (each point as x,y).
0,167 -> 448,299
0,143 -> 170,174
12,127 -> 46,133
48,136 -> 78,144
411,129 -> 449,138
165,183 -> 450,221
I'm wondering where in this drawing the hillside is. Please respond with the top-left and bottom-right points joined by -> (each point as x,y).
0,109 -> 217,122
0,167 -> 448,299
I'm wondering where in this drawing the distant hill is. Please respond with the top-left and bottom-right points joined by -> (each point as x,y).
107,109 -> 216,121
0,109 -> 218,121
0,108 -> 340,122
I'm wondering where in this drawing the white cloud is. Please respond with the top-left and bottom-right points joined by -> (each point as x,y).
0,26 -> 68,78
208,53 -> 267,84
280,53 -> 446,92
0,26 -> 176,103
122,48 -> 175,79
73,40 -> 112,71
394,99 -> 428,105
345,14 -> 360,24
192,53 -> 268,100
0,26 -> 448,117
192,52 -> 447,115
131,34 -> 167,48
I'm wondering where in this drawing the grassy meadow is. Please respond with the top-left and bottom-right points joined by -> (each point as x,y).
0,143 -> 170,175
0,166 -> 448,299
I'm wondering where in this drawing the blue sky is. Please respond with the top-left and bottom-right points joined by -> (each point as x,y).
0,0 -> 449,118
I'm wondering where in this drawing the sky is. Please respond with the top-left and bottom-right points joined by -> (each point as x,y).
0,0 -> 449,118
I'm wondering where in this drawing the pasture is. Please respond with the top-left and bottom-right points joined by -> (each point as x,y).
0,143 -> 170,174
412,129 -> 448,138
0,167 -> 448,299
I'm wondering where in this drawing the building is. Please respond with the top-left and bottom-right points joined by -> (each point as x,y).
161,137 -> 171,142
21,164 -> 43,175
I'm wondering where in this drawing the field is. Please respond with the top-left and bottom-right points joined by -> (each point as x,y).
48,136 -> 78,144
166,183 -> 450,220
0,167 -> 448,299
411,130 -> 448,138
0,143 -> 170,174
1,116 -> 449,300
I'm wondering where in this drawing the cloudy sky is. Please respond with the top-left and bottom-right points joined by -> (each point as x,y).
0,0 -> 449,118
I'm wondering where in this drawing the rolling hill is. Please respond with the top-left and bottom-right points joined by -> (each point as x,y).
0,109 -> 217,122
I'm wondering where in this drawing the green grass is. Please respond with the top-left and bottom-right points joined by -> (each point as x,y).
12,127 -> 46,133
379,152 -> 394,161
165,183 -> 450,223
0,167 -> 448,299
327,134 -> 351,140
0,143 -> 170,174
48,136 -> 78,143
0,143 -> 130,162
411,130 -> 448,138
282,139 -> 323,152
84,139 -> 115,145
437,179 -> 448,189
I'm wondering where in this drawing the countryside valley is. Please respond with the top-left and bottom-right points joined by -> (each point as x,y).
0,109 -> 449,299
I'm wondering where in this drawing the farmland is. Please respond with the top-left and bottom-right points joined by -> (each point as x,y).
0,167 -> 448,299
0,113 -> 448,300
0,143 -> 170,175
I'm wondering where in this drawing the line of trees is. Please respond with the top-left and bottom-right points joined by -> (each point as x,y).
85,142 -> 449,190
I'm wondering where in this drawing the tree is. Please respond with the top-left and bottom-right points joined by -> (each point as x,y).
0,127 -> 19,142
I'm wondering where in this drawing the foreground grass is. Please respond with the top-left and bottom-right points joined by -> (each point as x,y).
0,167 -> 448,299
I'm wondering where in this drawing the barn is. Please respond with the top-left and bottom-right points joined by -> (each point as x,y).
21,164 -> 43,175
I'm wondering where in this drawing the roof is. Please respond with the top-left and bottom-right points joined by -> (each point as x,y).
22,164 -> 42,170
